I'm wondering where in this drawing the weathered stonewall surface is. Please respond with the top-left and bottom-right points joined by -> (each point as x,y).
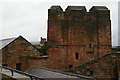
47,6 -> 111,70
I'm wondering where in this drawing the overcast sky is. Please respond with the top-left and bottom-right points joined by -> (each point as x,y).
0,0 -> 119,46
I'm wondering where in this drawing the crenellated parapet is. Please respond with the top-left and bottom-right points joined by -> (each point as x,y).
89,6 -> 110,20
65,6 -> 86,20
48,6 -> 64,20
48,6 -> 110,20
47,5 -> 111,70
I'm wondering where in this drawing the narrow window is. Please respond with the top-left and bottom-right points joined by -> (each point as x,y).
16,63 -> 22,71
69,65 -> 73,68
76,53 -> 79,59
89,44 -> 92,48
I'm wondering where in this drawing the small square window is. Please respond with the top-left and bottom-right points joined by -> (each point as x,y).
69,65 -> 73,68
16,63 -> 22,71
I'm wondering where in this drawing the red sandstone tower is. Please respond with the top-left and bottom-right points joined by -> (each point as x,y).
47,6 -> 111,70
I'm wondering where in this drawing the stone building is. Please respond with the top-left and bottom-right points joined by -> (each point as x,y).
68,52 -> 120,79
0,36 -> 42,71
47,6 -> 111,70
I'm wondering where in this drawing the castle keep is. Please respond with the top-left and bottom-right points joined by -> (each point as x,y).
47,6 -> 111,70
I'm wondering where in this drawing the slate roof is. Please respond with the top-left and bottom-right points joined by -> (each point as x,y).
0,38 -> 16,50
26,66 -> 92,79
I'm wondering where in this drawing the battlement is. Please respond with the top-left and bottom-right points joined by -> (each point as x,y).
48,6 -> 110,20
48,6 -> 64,20
47,5 -> 111,70
89,6 -> 110,20
65,6 -> 86,19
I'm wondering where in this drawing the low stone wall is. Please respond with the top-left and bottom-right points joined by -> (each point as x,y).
68,52 -> 120,79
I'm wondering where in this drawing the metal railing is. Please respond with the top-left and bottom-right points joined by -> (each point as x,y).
0,65 -> 44,80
